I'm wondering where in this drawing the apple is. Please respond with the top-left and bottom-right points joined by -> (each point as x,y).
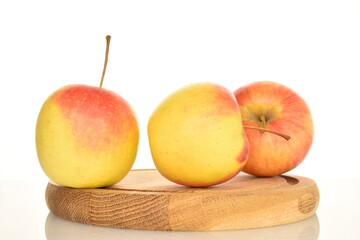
234,81 -> 314,176
36,36 -> 139,188
148,83 -> 249,187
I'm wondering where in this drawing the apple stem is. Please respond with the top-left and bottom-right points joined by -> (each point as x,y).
243,126 -> 291,141
260,115 -> 266,133
99,35 -> 111,88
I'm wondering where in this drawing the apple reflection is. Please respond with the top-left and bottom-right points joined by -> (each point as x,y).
45,213 -> 319,240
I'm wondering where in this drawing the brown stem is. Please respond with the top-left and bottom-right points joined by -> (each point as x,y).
244,126 -> 291,141
100,35 -> 111,88
259,115 -> 266,133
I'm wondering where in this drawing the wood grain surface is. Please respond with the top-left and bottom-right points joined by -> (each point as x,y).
46,169 -> 319,231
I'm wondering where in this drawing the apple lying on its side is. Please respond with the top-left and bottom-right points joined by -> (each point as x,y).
148,83 -> 249,187
36,36 -> 139,188
234,81 -> 314,177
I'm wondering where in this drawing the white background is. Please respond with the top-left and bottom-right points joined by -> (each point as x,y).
1,0 -> 360,181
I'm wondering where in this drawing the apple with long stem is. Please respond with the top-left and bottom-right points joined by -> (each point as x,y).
36,36 -> 139,188
234,81 -> 314,177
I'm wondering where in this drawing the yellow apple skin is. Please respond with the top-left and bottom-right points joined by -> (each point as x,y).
234,81 -> 314,176
148,83 -> 249,187
36,85 -> 139,188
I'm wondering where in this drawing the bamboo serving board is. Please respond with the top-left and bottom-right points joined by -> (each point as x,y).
46,169 -> 319,231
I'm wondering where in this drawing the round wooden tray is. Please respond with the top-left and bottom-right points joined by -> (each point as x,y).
46,169 -> 319,231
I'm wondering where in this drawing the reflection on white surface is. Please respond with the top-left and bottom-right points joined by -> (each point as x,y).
45,213 -> 319,240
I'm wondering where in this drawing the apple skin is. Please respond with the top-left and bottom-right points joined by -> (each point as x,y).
148,83 -> 249,187
36,85 -> 139,188
234,81 -> 314,177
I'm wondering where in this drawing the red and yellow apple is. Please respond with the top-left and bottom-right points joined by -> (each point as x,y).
36,35 -> 139,188
36,85 -> 139,188
148,83 -> 249,187
234,81 -> 314,176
